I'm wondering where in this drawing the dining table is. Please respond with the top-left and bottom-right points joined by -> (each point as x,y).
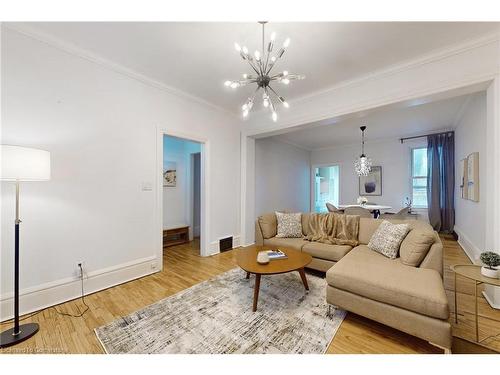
338,204 -> 392,218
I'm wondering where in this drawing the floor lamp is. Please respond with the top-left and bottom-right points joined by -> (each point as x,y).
0,145 -> 51,348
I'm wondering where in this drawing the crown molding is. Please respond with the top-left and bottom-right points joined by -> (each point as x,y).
247,30 -> 500,127
2,23 -> 239,120
291,31 -> 500,106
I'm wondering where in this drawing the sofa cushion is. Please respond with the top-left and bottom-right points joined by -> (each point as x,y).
400,229 -> 435,267
326,245 -> 449,319
258,213 -> 277,239
358,217 -> 434,245
263,237 -> 308,252
368,220 -> 410,259
275,212 -> 302,238
302,242 -> 352,262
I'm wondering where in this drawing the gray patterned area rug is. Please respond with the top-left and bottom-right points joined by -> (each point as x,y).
95,268 -> 345,354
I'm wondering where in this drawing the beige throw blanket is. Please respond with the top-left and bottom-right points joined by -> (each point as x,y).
304,213 -> 359,246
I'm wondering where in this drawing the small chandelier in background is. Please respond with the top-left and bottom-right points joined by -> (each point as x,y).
354,126 -> 372,176
224,21 -> 305,122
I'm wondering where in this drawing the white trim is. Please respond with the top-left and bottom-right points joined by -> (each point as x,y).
2,24 -> 236,119
410,146 -> 429,209
0,255 -> 157,322
157,128 -> 211,257
454,226 -> 480,263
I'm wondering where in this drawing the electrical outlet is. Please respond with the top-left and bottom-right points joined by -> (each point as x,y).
76,261 -> 85,277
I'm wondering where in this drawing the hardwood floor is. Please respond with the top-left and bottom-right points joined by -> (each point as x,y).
1,236 -> 499,354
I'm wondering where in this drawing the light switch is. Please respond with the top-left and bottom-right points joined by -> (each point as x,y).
141,181 -> 153,191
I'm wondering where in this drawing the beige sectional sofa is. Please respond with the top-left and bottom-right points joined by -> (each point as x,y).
255,212 -> 451,352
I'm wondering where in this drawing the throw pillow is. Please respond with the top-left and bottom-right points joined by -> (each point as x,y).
258,213 -> 278,239
368,220 -> 410,259
399,229 -> 435,266
275,212 -> 302,238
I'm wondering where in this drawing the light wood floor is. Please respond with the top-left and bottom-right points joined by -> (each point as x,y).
1,236 -> 499,354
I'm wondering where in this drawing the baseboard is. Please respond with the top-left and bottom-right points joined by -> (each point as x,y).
208,235 -> 241,255
0,255 -> 158,322
453,226 -> 480,264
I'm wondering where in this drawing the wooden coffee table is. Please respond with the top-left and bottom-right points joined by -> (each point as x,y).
236,246 -> 312,312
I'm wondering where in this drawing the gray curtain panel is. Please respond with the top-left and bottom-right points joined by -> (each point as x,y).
427,132 -> 455,232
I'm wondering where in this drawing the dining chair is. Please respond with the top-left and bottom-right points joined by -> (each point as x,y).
326,203 -> 339,212
344,206 -> 372,218
380,207 -> 410,220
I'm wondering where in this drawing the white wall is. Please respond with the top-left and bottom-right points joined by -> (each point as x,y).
311,138 -> 428,218
0,27 -> 241,319
162,135 -> 200,230
454,92 -> 487,258
255,138 -> 310,216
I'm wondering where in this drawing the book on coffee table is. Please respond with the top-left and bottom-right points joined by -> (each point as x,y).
265,249 -> 288,260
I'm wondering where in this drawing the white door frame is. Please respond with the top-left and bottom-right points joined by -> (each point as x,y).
156,127 -> 211,266
310,163 -> 342,212
188,152 -> 202,241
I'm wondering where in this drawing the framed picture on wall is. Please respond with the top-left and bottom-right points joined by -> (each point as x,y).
359,166 -> 382,196
163,161 -> 177,187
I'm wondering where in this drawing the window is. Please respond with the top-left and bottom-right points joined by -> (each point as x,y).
411,148 -> 428,208
313,165 -> 340,213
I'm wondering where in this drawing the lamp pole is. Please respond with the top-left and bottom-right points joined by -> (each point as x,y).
0,181 -> 40,348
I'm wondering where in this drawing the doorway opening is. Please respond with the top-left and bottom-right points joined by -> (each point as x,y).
312,164 -> 340,213
162,134 -> 203,257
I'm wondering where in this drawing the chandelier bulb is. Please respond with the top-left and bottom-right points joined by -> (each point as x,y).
283,38 -> 291,48
234,43 -> 242,52
242,46 -> 248,54
271,32 -> 276,41
283,101 -> 289,108
254,50 -> 261,61
283,71 -> 288,76
272,112 -> 278,122
282,78 -> 290,85
224,80 -> 231,87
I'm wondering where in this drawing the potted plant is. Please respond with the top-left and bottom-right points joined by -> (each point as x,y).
479,251 -> 500,278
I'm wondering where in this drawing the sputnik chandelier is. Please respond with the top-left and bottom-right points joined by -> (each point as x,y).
224,21 -> 305,122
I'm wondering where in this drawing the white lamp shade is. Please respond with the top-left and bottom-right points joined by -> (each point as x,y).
1,145 -> 51,181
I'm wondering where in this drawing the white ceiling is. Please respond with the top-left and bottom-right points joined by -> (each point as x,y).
9,22 -> 499,114
269,93 -> 476,150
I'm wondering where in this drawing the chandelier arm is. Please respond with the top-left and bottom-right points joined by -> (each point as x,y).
246,59 -> 261,76
267,85 -> 282,101
268,89 -> 277,112
266,57 -> 278,75
250,86 -> 260,108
